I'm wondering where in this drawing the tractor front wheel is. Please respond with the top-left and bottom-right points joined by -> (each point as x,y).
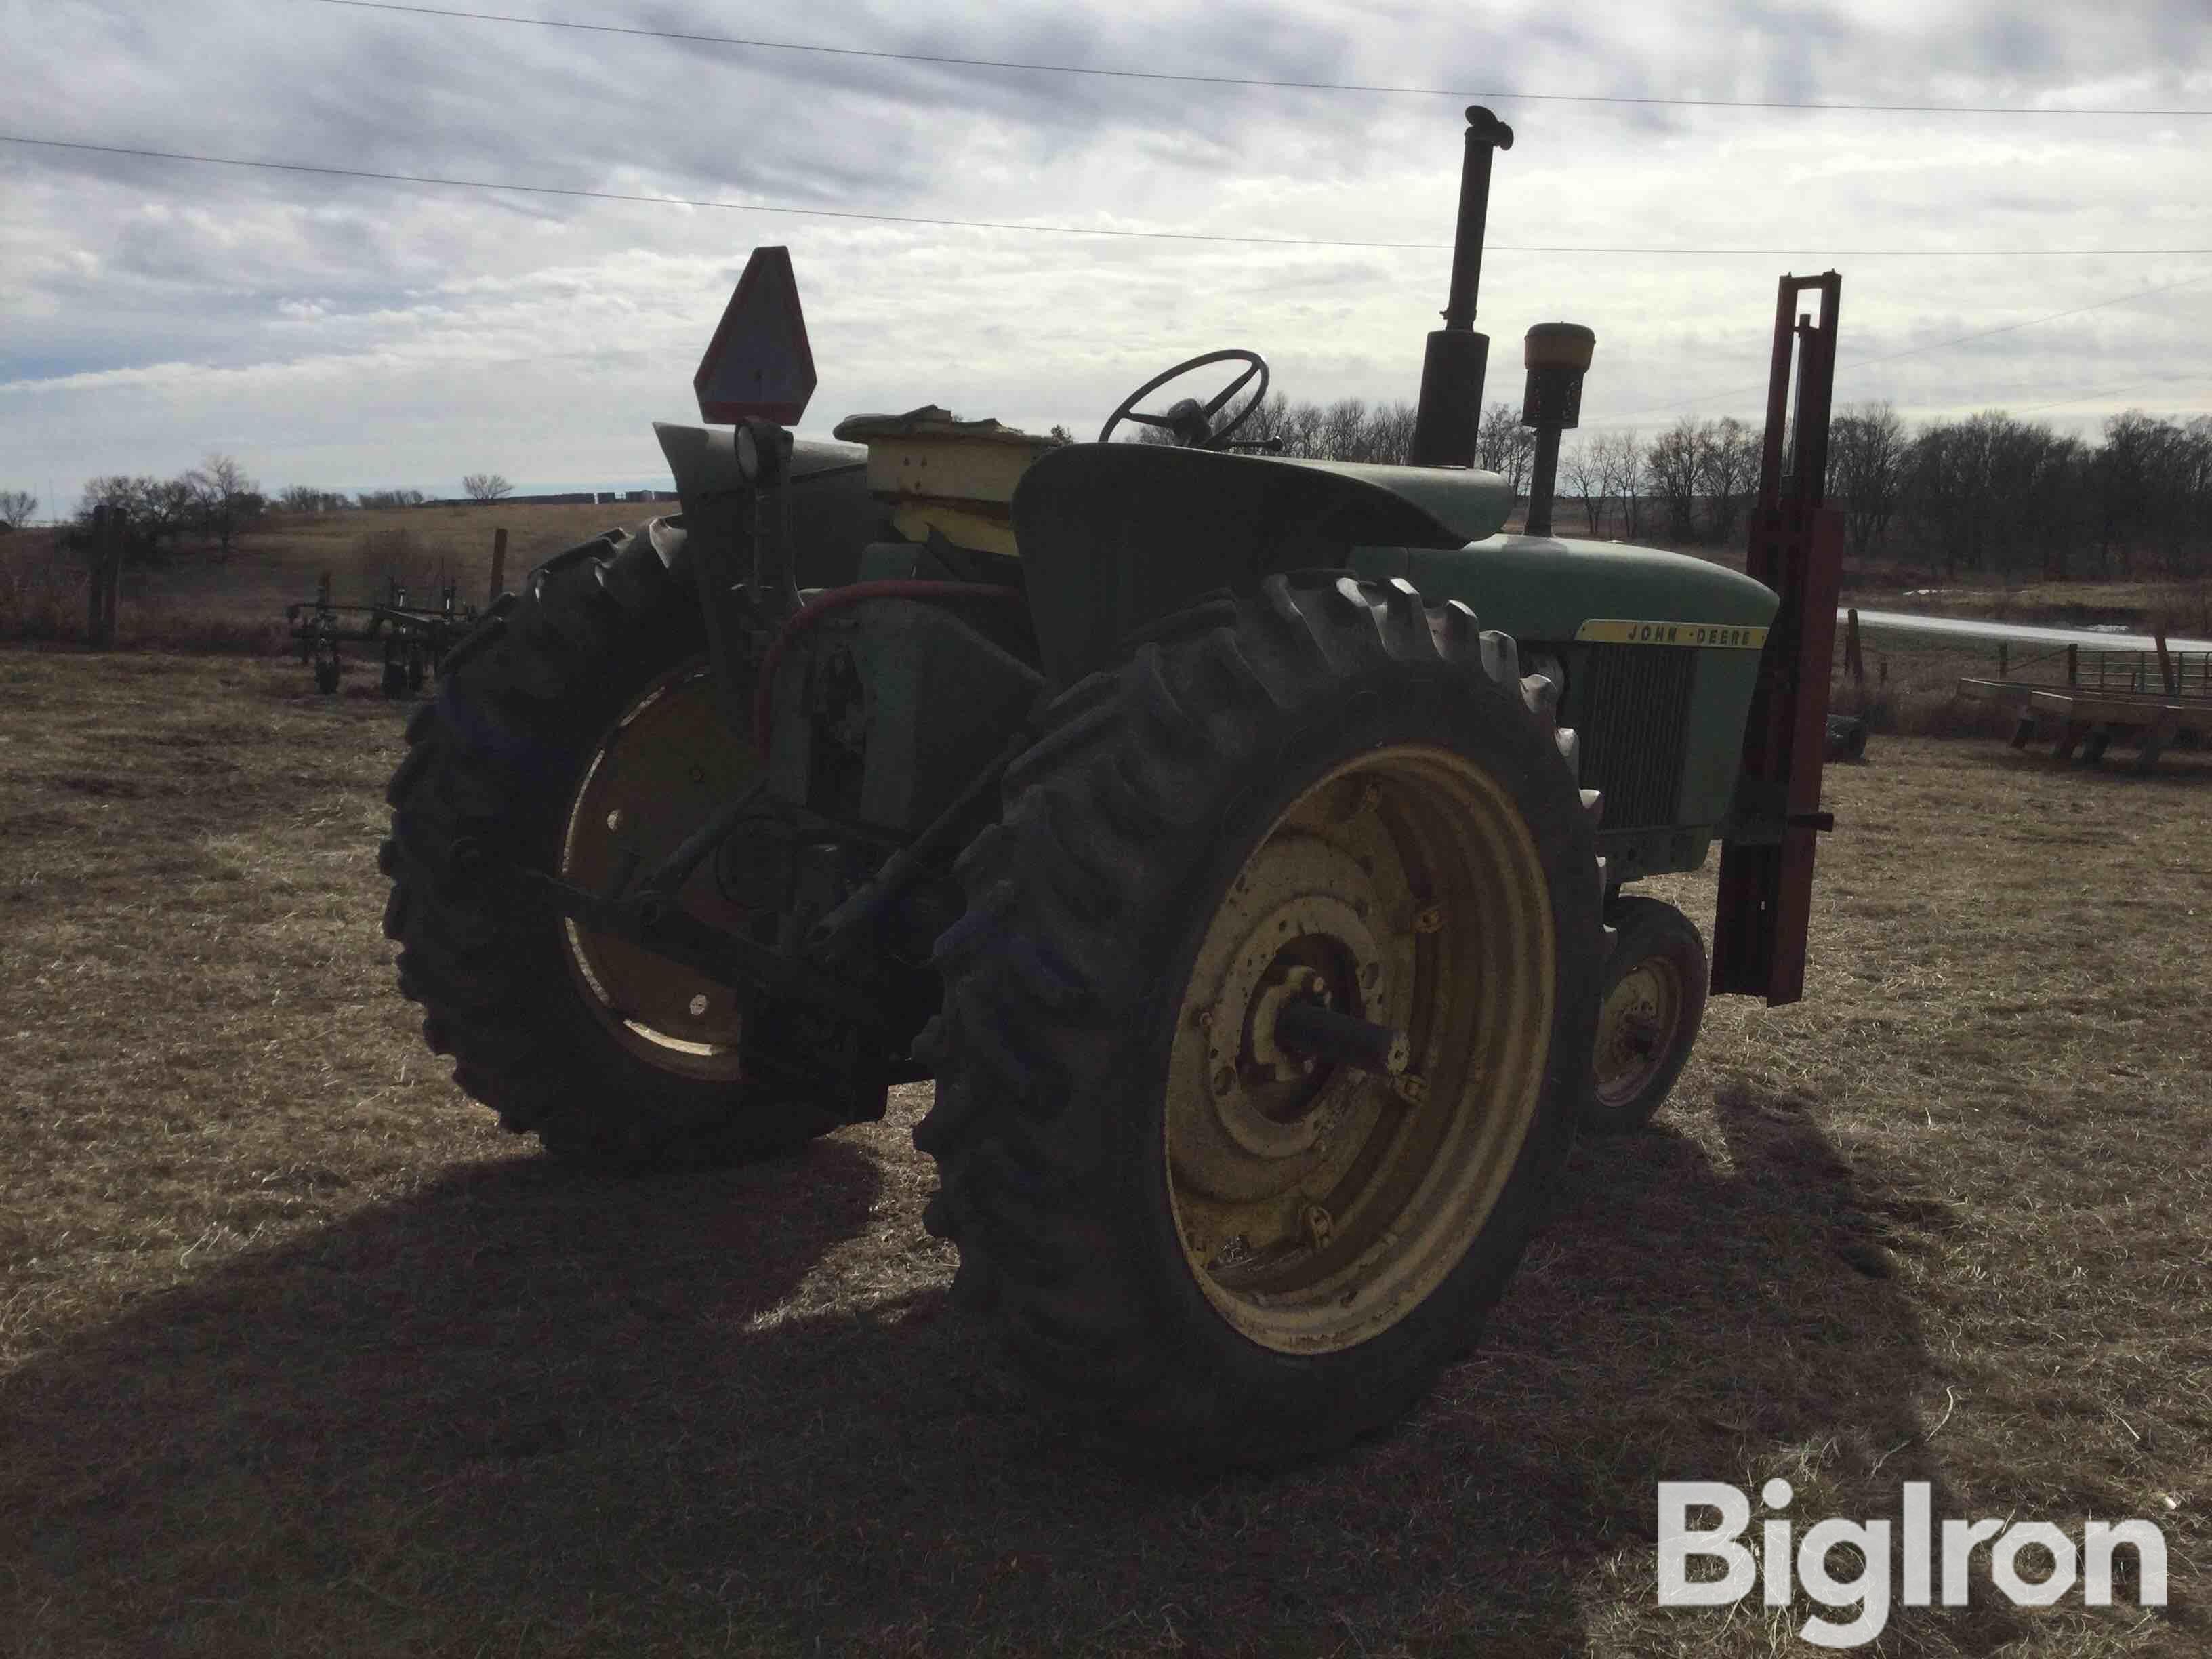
1584,895 -> 1708,1134
917,574 -> 1605,1462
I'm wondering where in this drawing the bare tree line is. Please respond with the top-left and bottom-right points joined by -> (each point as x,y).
1829,405 -> 2212,580
23,401 -> 2206,579
26,464 -> 512,563
1149,392 -> 2212,576
72,455 -> 268,557
1558,403 -> 2209,577
66,462 -> 441,559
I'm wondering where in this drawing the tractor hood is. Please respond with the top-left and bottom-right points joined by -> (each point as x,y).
1014,443 -> 1512,681
1379,533 -> 1780,640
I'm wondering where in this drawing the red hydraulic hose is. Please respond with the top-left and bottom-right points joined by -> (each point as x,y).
751,580 -> 1025,757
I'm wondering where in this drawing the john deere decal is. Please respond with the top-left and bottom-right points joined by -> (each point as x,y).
1575,619 -> 1769,649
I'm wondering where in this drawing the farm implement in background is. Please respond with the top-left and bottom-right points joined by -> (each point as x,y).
287,572 -> 480,696
1957,638 -> 2212,772
1841,607 -> 2212,773
377,109 -> 1847,1465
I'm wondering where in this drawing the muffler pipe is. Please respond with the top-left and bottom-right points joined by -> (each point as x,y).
1409,106 -> 1515,468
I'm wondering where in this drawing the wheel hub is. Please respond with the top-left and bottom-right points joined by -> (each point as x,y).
1595,958 -> 1681,1106
1246,966 -> 1332,1084
1172,845 -> 1393,1193
1164,747 -> 1557,1355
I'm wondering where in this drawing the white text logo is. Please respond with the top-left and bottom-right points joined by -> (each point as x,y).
1656,1480 -> 2167,1648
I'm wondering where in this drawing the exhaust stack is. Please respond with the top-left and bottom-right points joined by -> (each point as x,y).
1408,106 -> 1515,468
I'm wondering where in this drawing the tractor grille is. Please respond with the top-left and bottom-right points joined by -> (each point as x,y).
1574,646 -> 1694,830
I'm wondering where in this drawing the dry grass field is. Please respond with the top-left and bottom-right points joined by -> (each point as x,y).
4,644 -> 2210,1657
0,504 -> 630,655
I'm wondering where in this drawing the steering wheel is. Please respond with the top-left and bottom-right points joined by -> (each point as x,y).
1098,349 -> 1271,449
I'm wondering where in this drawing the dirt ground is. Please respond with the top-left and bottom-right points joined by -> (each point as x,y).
3,647 -> 2208,1657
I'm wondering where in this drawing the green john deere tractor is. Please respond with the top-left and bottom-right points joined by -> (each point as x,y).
380,108 -> 1843,1462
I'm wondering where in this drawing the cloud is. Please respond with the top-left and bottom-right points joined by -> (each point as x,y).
3,0 -> 2209,504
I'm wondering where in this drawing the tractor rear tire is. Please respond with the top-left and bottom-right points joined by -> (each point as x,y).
1584,895 -> 1708,1134
380,527 -> 841,1169
916,574 -> 1605,1462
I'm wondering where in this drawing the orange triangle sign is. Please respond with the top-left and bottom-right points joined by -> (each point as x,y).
694,246 -> 817,425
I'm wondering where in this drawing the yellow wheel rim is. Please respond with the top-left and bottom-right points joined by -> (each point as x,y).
558,660 -> 758,1082
1166,746 -> 1554,1355
1593,955 -> 1683,1110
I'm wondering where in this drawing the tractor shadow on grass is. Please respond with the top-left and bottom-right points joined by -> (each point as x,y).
3,1086 -> 2017,1657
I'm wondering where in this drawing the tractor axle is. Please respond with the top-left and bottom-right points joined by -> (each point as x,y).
1272,1000 -> 1410,1076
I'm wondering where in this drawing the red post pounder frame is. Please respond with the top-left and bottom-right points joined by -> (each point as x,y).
1711,272 -> 1845,1005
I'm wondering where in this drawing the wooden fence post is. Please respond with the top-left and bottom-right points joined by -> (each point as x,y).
102,540 -> 119,645
86,505 -> 108,647
2066,643 -> 2078,687
489,526 -> 508,605
2155,627 -> 2177,696
1845,608 -> 1864,684
86,504 -> 122,649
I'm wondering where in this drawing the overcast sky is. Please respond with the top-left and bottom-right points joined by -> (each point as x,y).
4,0 -> 2209,508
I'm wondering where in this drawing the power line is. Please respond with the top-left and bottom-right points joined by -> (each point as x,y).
1847,275 -> 2212,371
2012,376 -> 2196,415
306,0 -> 2212,117
0,134 -> 1440,249
8,135 -> 2211,258
1598,269 -> 2212,423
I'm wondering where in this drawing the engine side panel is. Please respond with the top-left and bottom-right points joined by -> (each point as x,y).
1354,533 -> 1777,876
766,598 -> 1041,836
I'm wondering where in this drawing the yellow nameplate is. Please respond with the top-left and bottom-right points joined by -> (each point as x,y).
1574,619 -> 1769,649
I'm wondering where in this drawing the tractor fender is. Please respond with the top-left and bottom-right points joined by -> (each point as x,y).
1010,443 -> 1503,684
